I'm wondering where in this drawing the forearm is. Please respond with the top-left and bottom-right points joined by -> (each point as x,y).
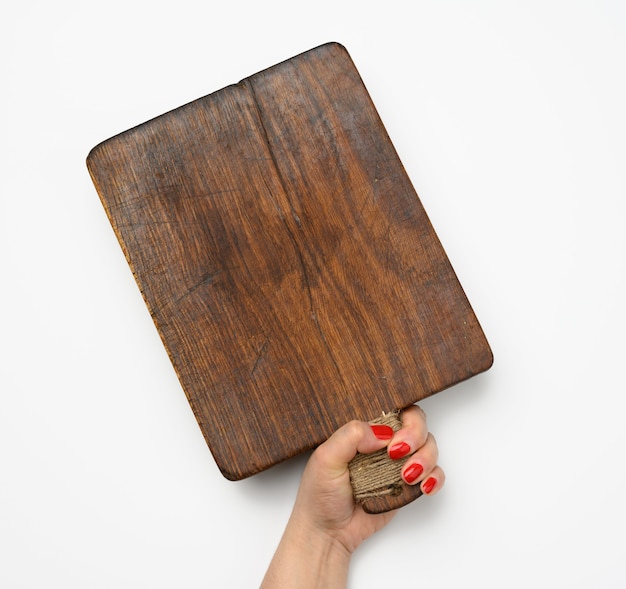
260,513 -> 351,589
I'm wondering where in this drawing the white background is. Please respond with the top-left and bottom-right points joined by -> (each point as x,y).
2,1 -> 625,587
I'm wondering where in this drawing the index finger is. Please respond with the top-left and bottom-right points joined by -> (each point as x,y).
387,405 -> 429,460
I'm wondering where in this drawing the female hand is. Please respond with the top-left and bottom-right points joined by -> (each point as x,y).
294,404 -> 445,552
260,405 -> 445,589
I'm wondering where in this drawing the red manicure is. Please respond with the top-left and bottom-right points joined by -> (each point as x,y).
422,477 -> 437,494
370,424 -> 394,440
403,463 -> 424,484
389,442 -> 411,460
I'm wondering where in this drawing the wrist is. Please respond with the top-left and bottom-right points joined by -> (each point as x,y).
290,510 -> 352,580
260,511 -> 351,589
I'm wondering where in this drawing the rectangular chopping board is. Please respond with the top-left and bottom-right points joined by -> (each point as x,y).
87,42 -> 493,481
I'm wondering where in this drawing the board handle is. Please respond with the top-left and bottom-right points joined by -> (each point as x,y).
348,412 -> 423,514
359,483 -> 423,514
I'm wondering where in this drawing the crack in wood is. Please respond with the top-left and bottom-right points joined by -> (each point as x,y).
244,77 -> 345,387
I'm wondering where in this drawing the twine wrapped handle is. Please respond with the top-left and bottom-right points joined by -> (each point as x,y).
348,411 -> 423,514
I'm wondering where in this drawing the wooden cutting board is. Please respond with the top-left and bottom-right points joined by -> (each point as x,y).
87,42 -> 492,494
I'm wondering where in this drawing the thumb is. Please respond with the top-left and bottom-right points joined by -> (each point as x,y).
313,420 -> 393,478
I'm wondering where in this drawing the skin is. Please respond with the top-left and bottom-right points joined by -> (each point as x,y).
260,405 -> 445,589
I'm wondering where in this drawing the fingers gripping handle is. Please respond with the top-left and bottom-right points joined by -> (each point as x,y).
348,412 -> 423,514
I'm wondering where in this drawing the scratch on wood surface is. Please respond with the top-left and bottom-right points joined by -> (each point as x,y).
175,269 -> 222,305
250,336 -> 269,377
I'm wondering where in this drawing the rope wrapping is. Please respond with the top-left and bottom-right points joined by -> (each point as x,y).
349,411 -> 411,503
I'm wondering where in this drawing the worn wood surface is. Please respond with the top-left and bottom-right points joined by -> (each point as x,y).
87,43 -> 492,511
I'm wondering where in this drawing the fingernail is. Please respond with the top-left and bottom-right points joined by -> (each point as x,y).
422,477 -> 437,494
389,442 -> 411,460
370,424 -> 394,440
403,463 -> 424,484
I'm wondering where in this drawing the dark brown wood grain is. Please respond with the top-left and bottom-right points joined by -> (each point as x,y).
87,43 -> 492,510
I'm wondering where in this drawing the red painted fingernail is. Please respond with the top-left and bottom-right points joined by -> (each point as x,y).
370,424 -> 394,440
422,477 -> 437,494
389,442 -> 411,460
403,463 -> 424,484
